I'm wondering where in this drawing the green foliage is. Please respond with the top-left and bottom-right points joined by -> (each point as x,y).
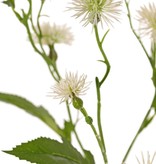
3,137 -> 94,164
83,150 -> 95,164
63,121 -> 75,142
2,0 -> 15,8
0,92 -> 65,137
3,0 -> 31,25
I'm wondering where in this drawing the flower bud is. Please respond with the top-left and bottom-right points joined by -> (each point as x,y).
85,116 -> 93,125
72,96 -> 83,109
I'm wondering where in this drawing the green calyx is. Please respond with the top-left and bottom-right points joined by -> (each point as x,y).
72,96 -> 83,110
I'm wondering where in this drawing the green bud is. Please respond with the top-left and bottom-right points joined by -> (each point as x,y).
49,45 -> 58,62
2,0 -> 15,8
85,116 -> 93,125
72,96 -> 83,110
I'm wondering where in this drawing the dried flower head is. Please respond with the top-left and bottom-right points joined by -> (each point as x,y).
137,3 -> 156,42
32,22 -> 73,45
51,72 -> 90,103
136,152 -> 156,164
68,0 -> 122,27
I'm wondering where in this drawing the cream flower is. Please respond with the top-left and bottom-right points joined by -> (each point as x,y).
68,0 -> 122,27
137,3 -> 156,42
136,152 -> 156,164
51,72 -> 90,103
32,22 -> 73,45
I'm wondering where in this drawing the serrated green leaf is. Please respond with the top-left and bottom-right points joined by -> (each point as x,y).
63,121 -> 74,142
0,92 -> 64,137
2,0 -> 15,8
4,137 -> 87,164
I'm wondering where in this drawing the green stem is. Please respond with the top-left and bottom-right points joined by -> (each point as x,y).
94,25 -> 110,86
122,91 -> 156,163
80,107 -> 108,164
25,21 -> 59,81
124,0 -> 152,67
28,1 -> 60,82
94,25 -> 110,163
90,123 -> 108,164
95,77 -> 106,152
66,101 -> 86,156
122,1 -> 156,162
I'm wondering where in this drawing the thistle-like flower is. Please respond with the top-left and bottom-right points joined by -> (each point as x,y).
68,0 -> 122,27
137,3 -> 156,42
136,152 -> 156,164
32,22 -> 73,45
51,72 -> 90,103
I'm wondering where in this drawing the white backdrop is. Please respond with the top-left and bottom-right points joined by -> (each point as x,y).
0,0 -> 156,164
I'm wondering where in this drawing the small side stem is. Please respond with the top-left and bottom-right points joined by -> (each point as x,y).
80,107 -> 108,164
94,25 -> 111,86
90,123 -> 108,164
124,0 -> 152,67
66,101 -> 86,156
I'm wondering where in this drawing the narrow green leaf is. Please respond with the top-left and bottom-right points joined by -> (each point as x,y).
13,10 -> 23,23
0,92 -> 64,137
101,29 -> 110,45
141,115 -> 155,132
4,137 -> 86,164
2,0 -> 15,8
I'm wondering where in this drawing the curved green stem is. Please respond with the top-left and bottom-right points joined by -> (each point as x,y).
94,25 -> 111,86
28,0 -> 61,82
94,25 -> 110,163
124,0 -> 152,67
122,1 -> 156,162
66,101 -> 85,155
122,91 -> 156,163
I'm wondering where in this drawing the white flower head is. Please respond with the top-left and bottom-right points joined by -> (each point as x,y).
68,0 -> 122,27
137,3 -> 156,42
51,72 -> 90,103
32,22 -> 73,45
136,152 -> 156,164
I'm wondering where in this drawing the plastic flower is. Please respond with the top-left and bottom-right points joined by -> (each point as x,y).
51,72 -> 90,103
68,0 -> 122,27
32,22 -> 73,45
137,3 -> 156,42
136,152 -> 156,164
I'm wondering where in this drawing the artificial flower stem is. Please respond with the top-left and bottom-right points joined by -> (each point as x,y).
94,25 -> 111,86
37,0 -> 44,37
66,101 -> 86,156
29,1 -> 61,81
122,91 -> 156,163
96,77 -> 106,152
26,21 -> 59,81
123,1 -> 156,162
11,1 -> 60,82
124,0 -> 153,67
80,107 -> 108,164
94,25 -> 110,162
